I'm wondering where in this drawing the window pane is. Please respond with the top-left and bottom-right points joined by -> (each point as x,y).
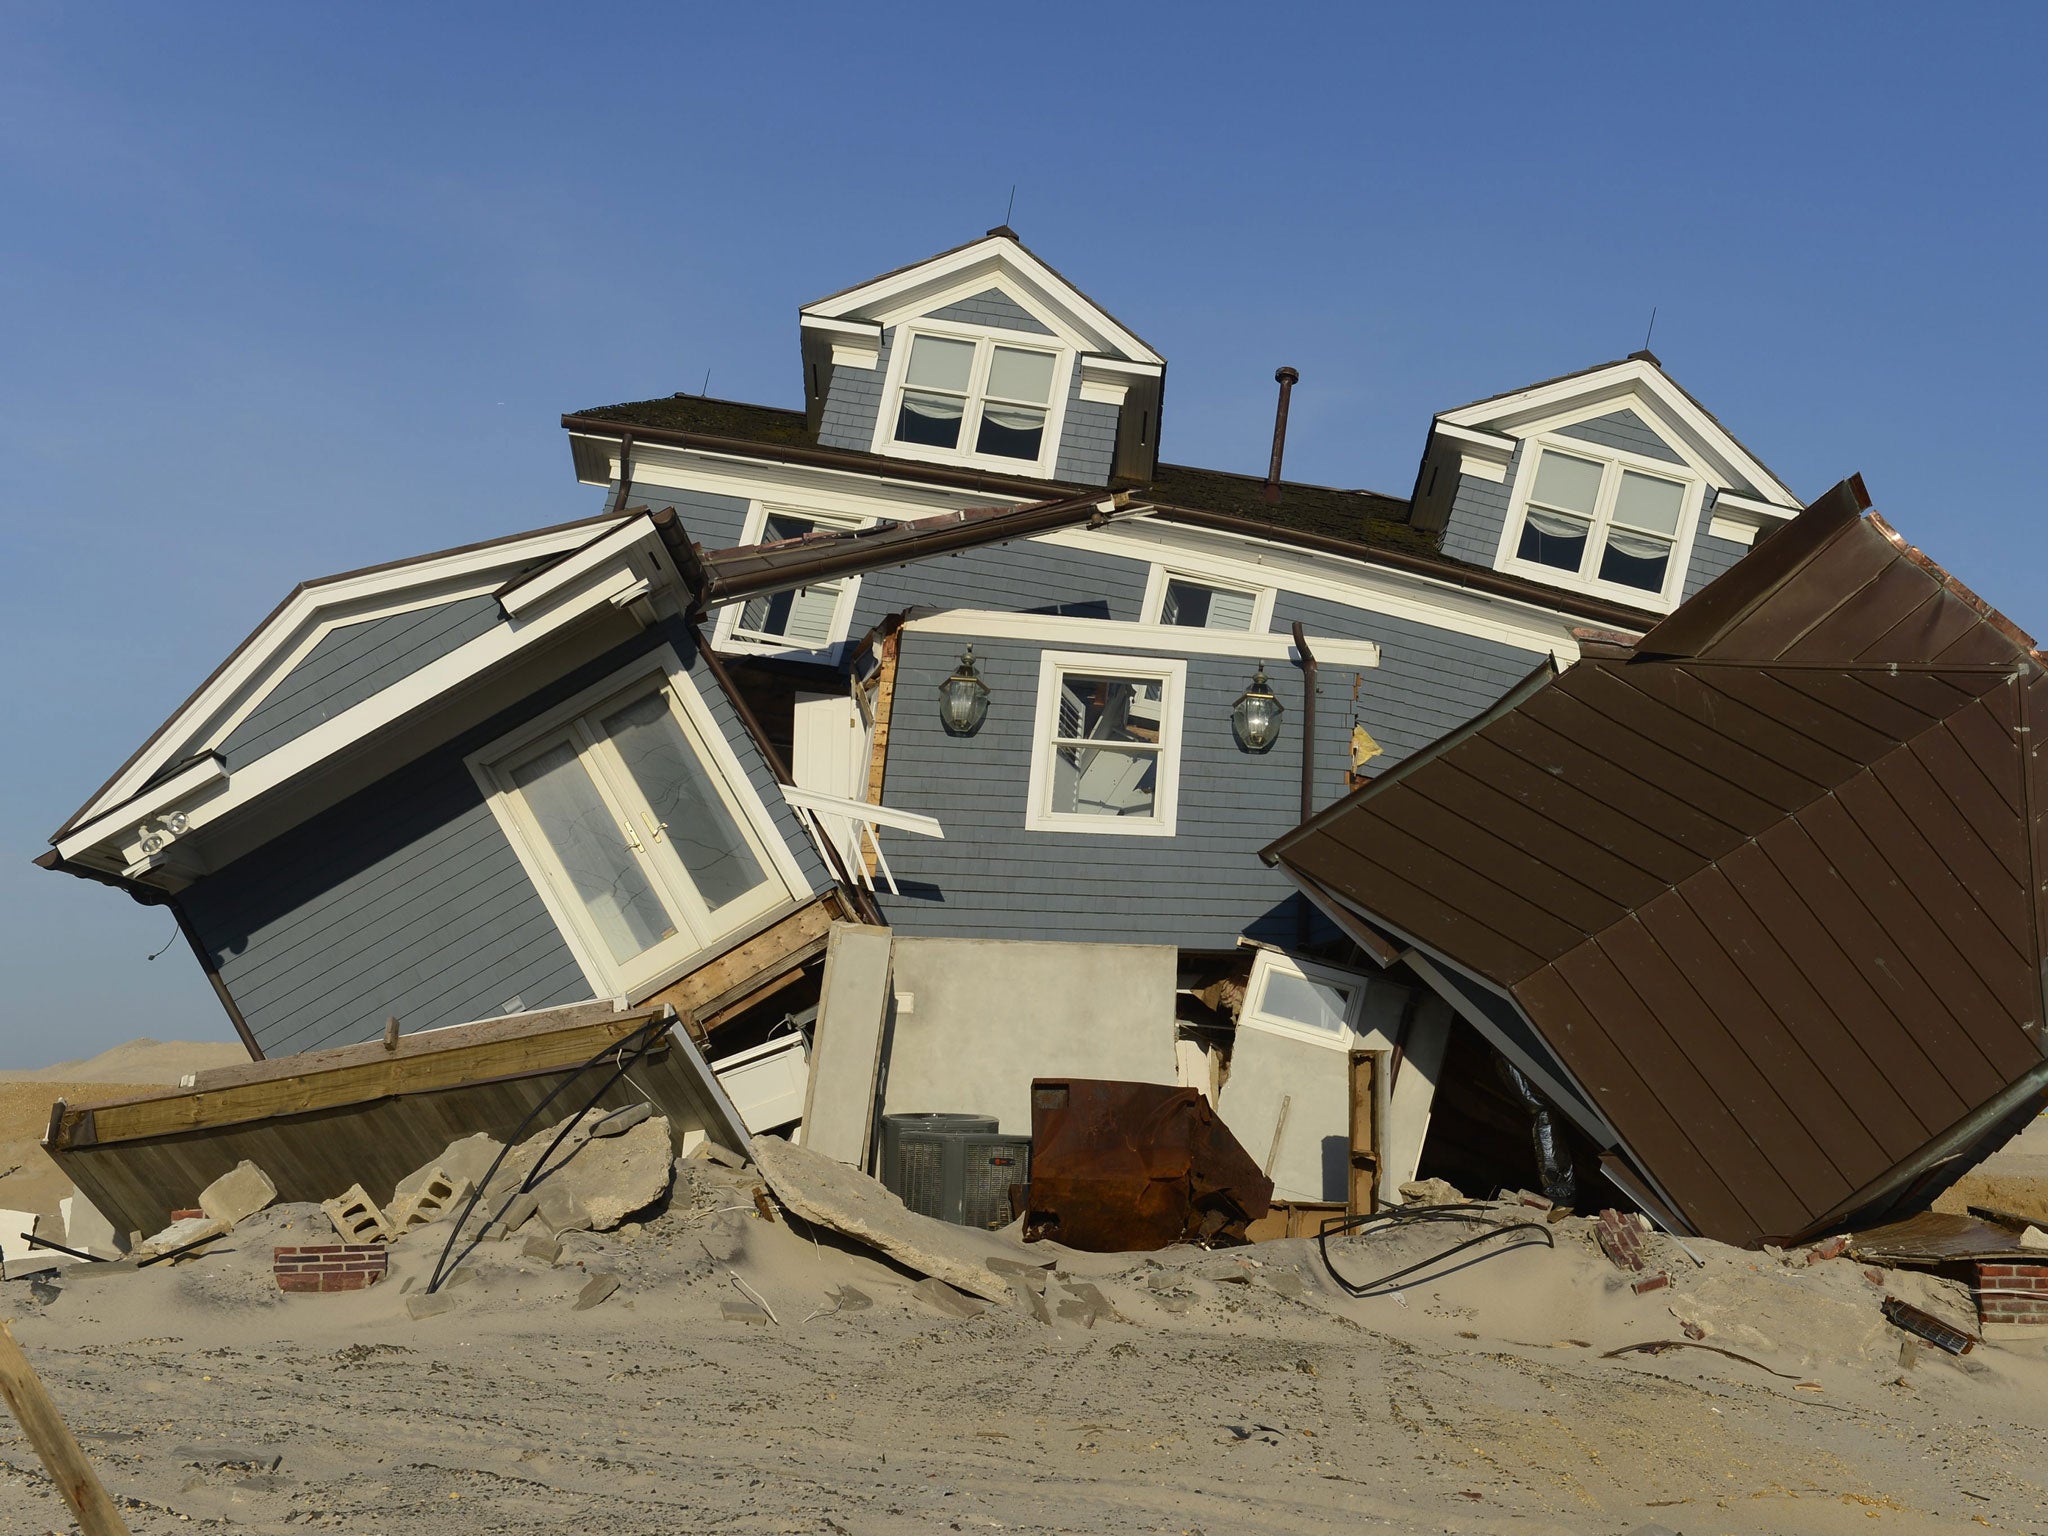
598,693 -> 767,913
736,583 -> 841,646
895,392 -> 964,448
510,741 -> 676,966
1531,450 -> 1603,515
904,334 -> 974,392
1259,968 -> 1354,1036
760,512 -> 820,545
975,403 -> 1045,460
986,346 -> 1056,404
1597,529 -> 1672,592
1049,742 -> 1158,818
1056,674 -> 1164,745
1614,471 -> 1684,535
1517,507 -> 1590,572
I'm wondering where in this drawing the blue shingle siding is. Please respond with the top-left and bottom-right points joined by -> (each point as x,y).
617,484 -> 752,548
1438,441 -> 1523,568
1681,490 -> 1750,600
816,327 -> 894,452
182,620 -> 826,1058
922,289 -> 1053,334
1053,357 -> 1118,486
218,596 -> 501,770
1554,408 -> 1686,465
871,613 -> 1542,949
849,535 -> 1149,634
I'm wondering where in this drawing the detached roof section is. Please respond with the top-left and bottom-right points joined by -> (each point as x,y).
1264,478 -> 2048,1247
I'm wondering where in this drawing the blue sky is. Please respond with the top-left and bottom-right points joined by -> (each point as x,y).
3,5 -> 2042,1065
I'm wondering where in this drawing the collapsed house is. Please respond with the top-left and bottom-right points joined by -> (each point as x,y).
38,227 -> 2033,1252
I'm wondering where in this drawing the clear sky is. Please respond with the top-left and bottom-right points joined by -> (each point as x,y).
3,5 -> 2043,1067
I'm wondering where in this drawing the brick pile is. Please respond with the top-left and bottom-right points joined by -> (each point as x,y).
1595,1209 -> 1646,1272
274,1245 -> 389,1294
1975,1262 -> 2048,1328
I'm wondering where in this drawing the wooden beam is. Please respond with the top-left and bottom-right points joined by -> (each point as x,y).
861,629 -> 902,877
0,1320 -> 132,1535
640,896 -> 838,1027
1348,1049 -> 1385,1216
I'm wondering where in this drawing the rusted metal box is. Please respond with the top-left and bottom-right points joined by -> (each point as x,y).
1023,1078 -> 1273,1251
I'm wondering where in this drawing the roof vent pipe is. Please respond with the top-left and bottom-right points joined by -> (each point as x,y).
1263,367 -> 1299,503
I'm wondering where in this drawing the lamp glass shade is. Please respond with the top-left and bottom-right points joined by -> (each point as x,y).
939,648 -> 991,736
1232,666 -> 1284,752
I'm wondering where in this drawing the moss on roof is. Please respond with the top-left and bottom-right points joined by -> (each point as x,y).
566,393 -> 1438,558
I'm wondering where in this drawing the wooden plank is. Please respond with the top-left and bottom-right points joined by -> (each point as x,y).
68,1011 -> 668,1146
862,628 -> 902,878
1347,1050 -> 1383,1217
640,896 -> 839,1024
0,1321 -> 131,1535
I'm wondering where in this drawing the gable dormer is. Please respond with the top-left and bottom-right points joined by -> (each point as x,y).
1409,353 -> 1804,614
799,228 -> 1164,487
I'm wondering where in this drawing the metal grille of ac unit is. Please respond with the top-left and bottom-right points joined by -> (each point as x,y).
961,1138 -> 1030,1230
880,1113 -> 1030,1228
896,1137 -> 947,1220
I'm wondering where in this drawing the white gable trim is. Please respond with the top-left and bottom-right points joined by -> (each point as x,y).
802,234 -> 1162,366
1437,358 -> 1798,508
64,517 -> 632,838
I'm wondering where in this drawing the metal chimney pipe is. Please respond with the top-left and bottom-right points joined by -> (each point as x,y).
1263,367 -> 1299,503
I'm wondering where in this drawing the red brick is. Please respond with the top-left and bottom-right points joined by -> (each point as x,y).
170,1209 -> 203,1222
1806,1235 -> 1849,1264
1632,1271 -> 1670,1294
277,1275 -> 322,1293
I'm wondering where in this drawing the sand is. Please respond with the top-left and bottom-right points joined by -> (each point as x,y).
11,1037 -> 248,1085
0,1156 -> 2043,1535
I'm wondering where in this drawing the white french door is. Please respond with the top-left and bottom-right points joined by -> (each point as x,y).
493,682 -> 790,992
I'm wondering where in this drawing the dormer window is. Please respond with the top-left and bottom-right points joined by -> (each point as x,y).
1499,438 -> 1704,608
881,325 -> 1068,475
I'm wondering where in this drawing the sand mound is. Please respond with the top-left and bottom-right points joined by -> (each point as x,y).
7,1036 -> 247,1085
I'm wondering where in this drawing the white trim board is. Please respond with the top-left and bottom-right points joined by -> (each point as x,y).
1138,563 -> 1277,634
903,610 -> 1379,669
1023,650 -> 1188,838
63,517 -> 632,838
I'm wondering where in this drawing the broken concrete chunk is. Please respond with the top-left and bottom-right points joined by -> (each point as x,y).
1257,1269 -> 1306,1300
393,1133 -> 503,1202
1397,1177 -> 1466,1206
534,1185 -> 593,1237
196,1160 -> 277,1228
536,1116 -> 673,1231
827,1284 -> 872,1313
913,1277 -> 988,1319
498,1191 -> 540,1232
1055,1281 -> 1117,1327
588,1102 -> 654,1139
406,1291 -> 459,1319
60,1194 -> 120,1260
985,1255 -> 1056,1279
573,1273 -> 620,1311
2022,1226 -> 2048,1251
1008,1276 -> 1053,1324
137,1215 -> 229,1258
721,1298 -> 770,1324
521,1233 -> 563,1266
323,1185 -> 393,1245
688,1141 -> 749,1170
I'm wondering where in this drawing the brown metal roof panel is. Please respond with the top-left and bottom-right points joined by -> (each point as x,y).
1411,759 -> 1675,914
1273,837 -> 1549,988
1943,693 -> 2030,821
1832,769 -> 2036,1023
1712,669 -> 1916,765
1634,477 -> 1870,661
1713,837 -> 1971,1129
1757,812 -> 2011,1102
1575,665 -> 1835,812
1704,515 -> 1903,662
1932,610 -> 2035,667
1635,890 -> 1891,1183
1678,860 -> 1935,1153
1314,809 -> 1588,968
1536,945 -> 1797,1242
1641,666 -> 1866,790
1594,907 -> 1855,1217
1867,745 -> 2035,960
1451,733 -> 1704,886
1488,702 -> 1751,860
1861,585 -> 2000,666
1778,554 -> 1944,663
1553,667 -> 1811,829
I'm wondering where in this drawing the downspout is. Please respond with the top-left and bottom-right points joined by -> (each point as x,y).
607,435 -> 636,517
1291,620 -> 1317,947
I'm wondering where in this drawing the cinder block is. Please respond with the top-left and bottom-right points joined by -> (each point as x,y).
322,1185 -> 393,1245
199,1160 -> 277,1228
384,1169 -> 472,1235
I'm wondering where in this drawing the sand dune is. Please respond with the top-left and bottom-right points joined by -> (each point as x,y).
7,1036 -> 247,1086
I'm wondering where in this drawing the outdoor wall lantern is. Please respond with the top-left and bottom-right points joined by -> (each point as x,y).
938,646 -> 991,736
1232,664 -> 1284,752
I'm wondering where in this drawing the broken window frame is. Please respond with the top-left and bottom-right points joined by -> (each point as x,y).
467,649 -> 807,999
711,503 -> 874,659
1023,650 -> 1187,837
1239,949 -> 1373,1050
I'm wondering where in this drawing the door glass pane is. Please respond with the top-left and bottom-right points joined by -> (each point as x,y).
1613,470 -> 1684,535
986,346 -> 1056,404
599,693 -> 767,913
1259,969 -> 1354,1037
1531,450 -> 1603,515
905,334 -> 974,391
510,742 -> 676,966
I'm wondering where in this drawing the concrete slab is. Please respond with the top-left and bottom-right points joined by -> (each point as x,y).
1,1209 -> 74,1280
800,924 -> 893,1166
61,1193 -> 120,1259
913,1277 -> 987,1318
751,1134 -> 1032,1305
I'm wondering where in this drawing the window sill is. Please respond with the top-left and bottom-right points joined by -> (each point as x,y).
1493,555 -> 1679,614
1022,812 -> 1178,838
877,437 -> 1062,480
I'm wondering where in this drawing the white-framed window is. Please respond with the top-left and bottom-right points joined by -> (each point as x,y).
1140,564 -> 1274,633
874,321 -> 1071,476
1496,436 -> 1706,609
711,505 -> 871,658
469,651 -> 805,997
1241,950 -> 1373,1049
1025,650 -> 1187,837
